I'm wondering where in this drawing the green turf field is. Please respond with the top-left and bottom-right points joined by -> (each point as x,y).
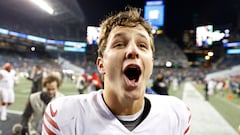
168,82 -> 185,99
9,77 -> 78,112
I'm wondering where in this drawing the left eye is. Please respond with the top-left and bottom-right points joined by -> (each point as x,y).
116,43 -> 124,46
114,43 -> 126,48
139,43 -> 147,48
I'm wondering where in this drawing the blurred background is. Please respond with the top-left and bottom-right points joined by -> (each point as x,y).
0,0 -> 239,135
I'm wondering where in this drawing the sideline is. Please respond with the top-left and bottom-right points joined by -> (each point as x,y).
7,109 -> 22,115
182,82 -> 238,135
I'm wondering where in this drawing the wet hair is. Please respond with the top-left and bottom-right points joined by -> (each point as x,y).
98,6 -> 155,58
42,74 -> 61,88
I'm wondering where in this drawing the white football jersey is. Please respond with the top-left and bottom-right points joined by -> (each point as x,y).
0,69 -> 11,89
42,90 -> 191,135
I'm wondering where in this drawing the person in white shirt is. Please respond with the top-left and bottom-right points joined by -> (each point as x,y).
76,73 -> 88,94
42,7 -> 191,135
0,63 -> 15,121
207,79 -> 216,96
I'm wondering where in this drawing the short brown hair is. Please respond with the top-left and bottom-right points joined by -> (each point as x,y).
42,74 -> 61,88
98,7 -> 155,58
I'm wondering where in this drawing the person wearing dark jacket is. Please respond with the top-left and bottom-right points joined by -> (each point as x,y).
27,65 -> 43,93
12,74 -> 64,135
151,72 -> 168,95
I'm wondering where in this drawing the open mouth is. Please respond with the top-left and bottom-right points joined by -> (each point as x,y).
123,65 -> 141,82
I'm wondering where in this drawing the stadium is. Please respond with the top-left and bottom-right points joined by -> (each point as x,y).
0,0 -> 239,134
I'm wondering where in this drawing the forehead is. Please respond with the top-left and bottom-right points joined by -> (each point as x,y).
108,25 -> 150,41
46,81 -> 57,87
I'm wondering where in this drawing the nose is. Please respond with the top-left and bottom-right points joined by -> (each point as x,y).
125,43 -> 139,59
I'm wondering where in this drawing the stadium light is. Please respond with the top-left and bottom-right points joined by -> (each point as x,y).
205,55 -> 210,60
208,51 -> 214,57
30,0 -> 54,15
165,61 -> 172,67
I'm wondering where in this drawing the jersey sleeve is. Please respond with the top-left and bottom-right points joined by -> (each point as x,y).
42,99 -> 62,135
172,97 -> 191,135
41,95 -> 84,135
182,105 -> 191,135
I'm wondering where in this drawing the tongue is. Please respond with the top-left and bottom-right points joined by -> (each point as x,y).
124,76 -> 138,88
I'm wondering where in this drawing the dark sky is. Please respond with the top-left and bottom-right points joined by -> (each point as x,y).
164,0 -> 239,43
77,0 -> 239,44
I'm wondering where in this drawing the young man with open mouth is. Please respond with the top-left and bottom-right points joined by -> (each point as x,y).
42,7 -> 191,135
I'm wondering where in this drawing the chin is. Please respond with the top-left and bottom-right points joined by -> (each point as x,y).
124,89 -> 143,101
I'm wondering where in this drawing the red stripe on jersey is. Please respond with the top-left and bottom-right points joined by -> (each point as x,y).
44,112 -> 60,131
185,107 -> 191,135
188,114 -> 191,123
184,125 -> 190,135
43,120 -> 56,135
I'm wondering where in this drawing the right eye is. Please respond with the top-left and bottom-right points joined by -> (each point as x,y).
113,42 -> 125,48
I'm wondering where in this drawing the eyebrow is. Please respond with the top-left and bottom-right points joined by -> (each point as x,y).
112,33 -> 125,39
112,32 -> 148,40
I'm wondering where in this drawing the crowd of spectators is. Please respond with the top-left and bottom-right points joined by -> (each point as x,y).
153,34 -> 189,68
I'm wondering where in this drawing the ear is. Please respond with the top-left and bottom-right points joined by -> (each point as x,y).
96,57 -> 105,75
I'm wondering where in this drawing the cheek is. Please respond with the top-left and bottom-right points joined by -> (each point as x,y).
47,89 -> 55,94
144,56 -> 153,74
103,53 -> 121,73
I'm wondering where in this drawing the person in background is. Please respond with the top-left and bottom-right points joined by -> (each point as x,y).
0,63 -> 15,121
207,79 -> 216,96
27,65 -> 43,93
204,80 -> 209,101
12,74 -> 64,135
42,7 -> 191,135
76,73 -> 88,94
16,65 -> 44,132
172,77 -> 179,91
90,72 -> 103,90
151,72 -> 169,95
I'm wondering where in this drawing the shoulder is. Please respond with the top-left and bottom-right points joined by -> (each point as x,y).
30,91 -> 41,99
145,94 -> 190,115
49,95 -> 84,110
43,91 -> 101,132
46,90 -> 100,115
145,94 -> 191,134
0,70 -> 7,76
10,70 -> 16,75
44,95 -> 85,127
29,92 -> 42,106
146,94 -> 183,103
145,94 -> 177,103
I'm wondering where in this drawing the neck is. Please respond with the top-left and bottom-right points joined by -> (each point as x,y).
102,90 -> 144,115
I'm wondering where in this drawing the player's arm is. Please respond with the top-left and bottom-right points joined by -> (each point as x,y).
33,74 -> 42,82
42,103 -> 59,135
42,96 -> 82,135
182,106 -> 191,135
172,97 -> 191,135
178,100 -> 191,135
